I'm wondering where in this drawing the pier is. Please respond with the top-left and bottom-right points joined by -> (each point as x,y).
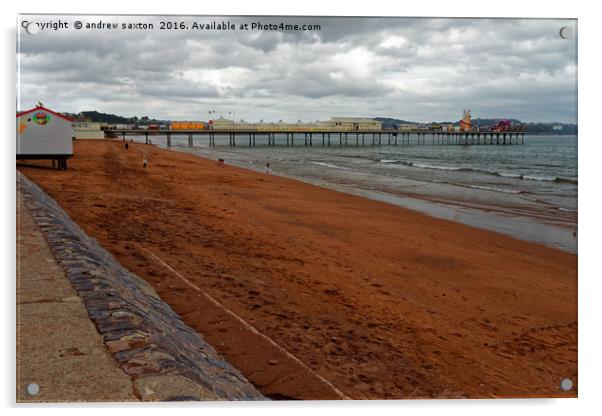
107,129 -> 526,148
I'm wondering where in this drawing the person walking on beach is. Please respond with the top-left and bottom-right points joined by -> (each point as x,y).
143,157 -> 148,169
125,142 -> 129,150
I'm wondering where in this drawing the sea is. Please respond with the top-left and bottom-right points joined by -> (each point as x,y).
127,133 -> 578,253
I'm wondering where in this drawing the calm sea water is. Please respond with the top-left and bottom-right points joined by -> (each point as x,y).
128,133 -> 578,251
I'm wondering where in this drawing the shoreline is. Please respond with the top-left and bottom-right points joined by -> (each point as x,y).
170,143 -> 577,253
17,139 -> 577,399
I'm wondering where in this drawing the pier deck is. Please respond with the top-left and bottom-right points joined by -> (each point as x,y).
107,129 -> 526,148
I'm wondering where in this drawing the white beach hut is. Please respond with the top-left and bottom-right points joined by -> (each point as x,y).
16,105 -> 74,169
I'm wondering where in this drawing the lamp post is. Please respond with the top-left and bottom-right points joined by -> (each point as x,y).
209,110 -> 215,130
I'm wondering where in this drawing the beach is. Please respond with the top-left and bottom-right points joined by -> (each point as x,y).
136,133 -> 578,252
17,139 -> 577,399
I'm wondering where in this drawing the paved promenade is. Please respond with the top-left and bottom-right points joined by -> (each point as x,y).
17,191 -> 138,402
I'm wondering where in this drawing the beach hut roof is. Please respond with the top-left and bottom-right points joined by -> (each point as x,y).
17,105 -> 73,122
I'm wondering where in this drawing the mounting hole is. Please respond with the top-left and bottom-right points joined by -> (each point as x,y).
560,378 -> 573,391
26,382 -> 40,396
559,26 -> 574,40
25,22 -> 40,35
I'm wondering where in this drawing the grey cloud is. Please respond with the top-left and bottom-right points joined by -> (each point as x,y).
17,15 -> 576,123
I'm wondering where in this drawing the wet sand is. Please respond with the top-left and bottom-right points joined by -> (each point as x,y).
17,140 -> 577,399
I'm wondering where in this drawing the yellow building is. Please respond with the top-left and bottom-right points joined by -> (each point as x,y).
170,121 -> 206,130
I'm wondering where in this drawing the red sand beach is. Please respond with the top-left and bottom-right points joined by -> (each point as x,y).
17,139 -> 577,399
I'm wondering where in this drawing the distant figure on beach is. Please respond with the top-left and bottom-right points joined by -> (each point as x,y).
218,158 -> 224,166
149,139 -> 153,145
143,157 -> 148,169
125,143 -> 129,150
266,162 -> 271,172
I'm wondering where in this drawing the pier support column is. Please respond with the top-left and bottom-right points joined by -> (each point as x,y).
328,133 -> 331,146
167,133 -> 171,147
322,133 -> 325,146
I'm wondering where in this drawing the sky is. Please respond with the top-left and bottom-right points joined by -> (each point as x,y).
17,15 -> 577,123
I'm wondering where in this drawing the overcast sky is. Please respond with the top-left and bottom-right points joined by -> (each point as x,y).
18,16 -> 577,123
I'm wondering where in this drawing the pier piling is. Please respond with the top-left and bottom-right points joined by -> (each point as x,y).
108,129 -> 525,149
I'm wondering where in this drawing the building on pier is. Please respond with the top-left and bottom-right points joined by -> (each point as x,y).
72,121 -> 105,139
170,121 -> 206,130
211,116 -> 382,132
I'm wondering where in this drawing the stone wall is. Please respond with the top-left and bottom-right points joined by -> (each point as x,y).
17,172 -> 266,401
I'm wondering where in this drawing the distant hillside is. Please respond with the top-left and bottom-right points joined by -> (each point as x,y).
373,117 -> 417,129
374,117 -> 577,135
69,111 -> 170,125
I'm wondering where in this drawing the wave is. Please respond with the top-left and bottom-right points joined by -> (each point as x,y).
308,161 -> 351,171
522,174 -> 557,182
379,159 -> 398,163
411,163 -> 463,171
497,171 -> 523,179
556,177 -> 579,184
558,207 -> 578,212
392,160 -> 577,184
521,175 -> 577,184
459,184 -> 523,194
430,179 -> 524,195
